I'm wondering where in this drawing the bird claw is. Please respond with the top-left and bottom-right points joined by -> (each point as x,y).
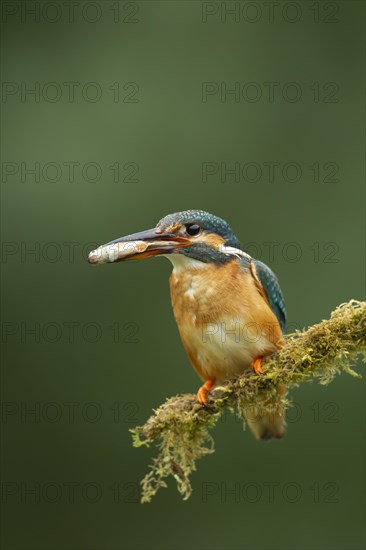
197,379 -> 215,405
251,357 -> 264,375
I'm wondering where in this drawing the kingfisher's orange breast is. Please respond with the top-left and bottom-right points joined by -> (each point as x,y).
169,260 -> 284,383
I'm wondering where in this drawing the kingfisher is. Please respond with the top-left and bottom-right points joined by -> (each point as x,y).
88,210 -> 287,440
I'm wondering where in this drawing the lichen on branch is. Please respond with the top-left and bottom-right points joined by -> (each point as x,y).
130,300 -> 366,503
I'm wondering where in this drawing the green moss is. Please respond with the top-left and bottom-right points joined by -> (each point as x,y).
130,300 -> 366,502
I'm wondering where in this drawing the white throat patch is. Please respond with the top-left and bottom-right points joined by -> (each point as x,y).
164,254 -> 206,272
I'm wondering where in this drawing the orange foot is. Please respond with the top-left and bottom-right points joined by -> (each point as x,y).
197,379 -> 215,405
251,357 -> 264,375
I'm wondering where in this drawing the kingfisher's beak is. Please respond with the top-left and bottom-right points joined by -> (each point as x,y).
88,228 -> 190,265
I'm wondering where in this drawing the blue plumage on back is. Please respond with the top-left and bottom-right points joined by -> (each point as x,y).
253,260 -> 287,333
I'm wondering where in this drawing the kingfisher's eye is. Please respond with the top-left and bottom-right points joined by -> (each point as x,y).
186,224 -> 201,236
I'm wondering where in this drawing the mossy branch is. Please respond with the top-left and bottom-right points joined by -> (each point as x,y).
130,300 -> 366,503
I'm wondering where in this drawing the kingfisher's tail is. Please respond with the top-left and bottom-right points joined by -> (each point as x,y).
244,384 -> 287,441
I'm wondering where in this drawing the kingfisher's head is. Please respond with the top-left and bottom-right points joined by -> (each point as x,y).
88,210 -> 250,268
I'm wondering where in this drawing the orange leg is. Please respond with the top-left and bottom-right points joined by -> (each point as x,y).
251,357 -> 264,375
197,379 -> 215,405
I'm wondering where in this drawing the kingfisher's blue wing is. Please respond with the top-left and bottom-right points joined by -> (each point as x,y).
252,259 -> 287,333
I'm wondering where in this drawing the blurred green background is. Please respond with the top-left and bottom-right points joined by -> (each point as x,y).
1,1 -> 365,549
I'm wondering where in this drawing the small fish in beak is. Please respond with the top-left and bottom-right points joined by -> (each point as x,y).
88,240 -> 149,264
88,227 -> 191,265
